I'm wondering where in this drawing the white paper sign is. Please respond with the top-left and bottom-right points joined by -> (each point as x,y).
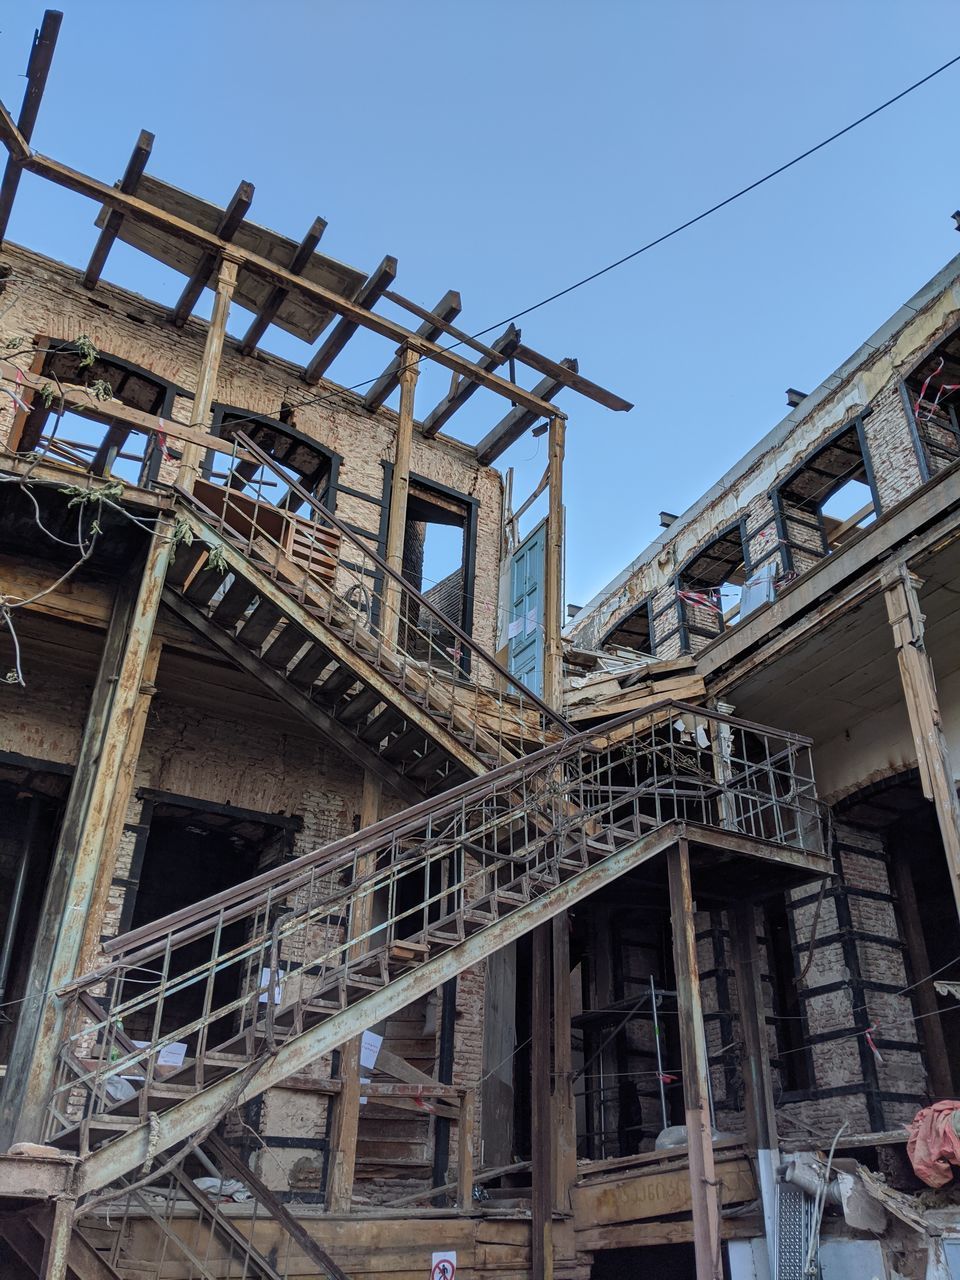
360,1030 -> 383,1071
524,606 -> 538,636
128,1039 -> 187,1072
506,617 -> 523,639
431,1251 -> 457,1279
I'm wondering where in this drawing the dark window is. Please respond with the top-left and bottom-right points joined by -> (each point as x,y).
773,416 -> 877,575
602,599 -> 655,656
13,340 -> 177,485
763,896 -> 812,1094
208,404 -> 340,515
902,330 -> 960,477
676,521 -> 750,650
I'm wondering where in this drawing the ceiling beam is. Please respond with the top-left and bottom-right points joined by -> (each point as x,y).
476,360 -> 577,466
170,179 -> 254,326
302,253 -> 397,384
82,128 -> 154,290
363,289 -> 461,413
238,214 -> 326,355
513,343 -> 633,413
0,9 -> 62,243
0,118 -> 564,418
421,324 -> 520,439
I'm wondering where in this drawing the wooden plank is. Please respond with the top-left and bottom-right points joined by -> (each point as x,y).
83,129 -> 154,289
514,343 -> 633,412
0,10 -> 62,242
571,1155 -> 756,1229
457,1088 -> 475,1209
171,181 -> 253,326
476,361 -> 577,466
421,324 -> 519,438
364,290 -> 461,412
240,215 -> 327,355
883,566 -> 960,922
380,348 -> 419,645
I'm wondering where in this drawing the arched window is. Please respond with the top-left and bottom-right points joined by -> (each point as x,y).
675,520 -> 750,650
601,599 -> 655,657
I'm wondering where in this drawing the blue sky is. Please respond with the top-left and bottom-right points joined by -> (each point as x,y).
3,1 -> 960,608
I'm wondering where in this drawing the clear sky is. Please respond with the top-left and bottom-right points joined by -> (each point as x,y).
3,1 -> 960,609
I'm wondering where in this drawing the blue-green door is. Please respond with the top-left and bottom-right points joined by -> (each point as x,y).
507,520 -> 546,697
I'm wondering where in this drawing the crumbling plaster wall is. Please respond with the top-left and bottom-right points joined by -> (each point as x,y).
567,266 -> 960,656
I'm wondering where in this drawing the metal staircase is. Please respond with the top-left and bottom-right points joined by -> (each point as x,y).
162,432 -> 565,802
46,701 -> 824,1206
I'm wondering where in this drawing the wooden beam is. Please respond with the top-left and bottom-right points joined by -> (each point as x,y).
0,130 -> 565,418
514,343 -> 633,412
730,901 -> 778,1271
421,324 -> 520,438
883,566 -> 960,923
384,289 -> 511,365
303,254 -> 397,383
239,214 -> 327,355
544,414 -> 565,708
552,911 -> 576,1213
380,347 -> 419,644
326,770 -> 382,1213
667,840 -> 723,1280
457,1089 -> 475,1209
83,129 -> 154,289
171,181 -> 253,326
176,255 -> 239,491
0,10 -> 62,243
476,361 -> 577,466
531,922 -> 554,1280
363,290 -> 461,412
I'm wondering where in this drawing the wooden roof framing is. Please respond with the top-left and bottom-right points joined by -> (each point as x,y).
83,129 -> 154,289
363,289 -> 462,412
0,9 -> 61,243
0,17 -> 632,454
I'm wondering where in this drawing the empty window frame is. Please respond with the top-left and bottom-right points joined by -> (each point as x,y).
379,467 -> 479,663
206,404 -> 341,515
762,896 -> 813,1094
601,598 -> 656,657
901,327 -> 960,479
675,520 -> 751,651
772,414 -> 878,575
9,339 -> 178,485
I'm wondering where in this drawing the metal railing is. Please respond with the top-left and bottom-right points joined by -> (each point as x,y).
47,703 -> 821,1168
173,430 -> 570,759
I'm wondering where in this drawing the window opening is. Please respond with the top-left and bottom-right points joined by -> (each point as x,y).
676,521 -> 749,650
903,334 -> 960,477
763,896 -> 812,1094
14,341 -> 177,486
773,415 -> 877,575
601,599 -> 655,657
207,405 -> 340,515
393,476 -> 478,667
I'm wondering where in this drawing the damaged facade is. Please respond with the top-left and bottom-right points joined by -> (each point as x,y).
0,11 -> 956,1280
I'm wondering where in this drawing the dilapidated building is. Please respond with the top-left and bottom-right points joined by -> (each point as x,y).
0,11 -> 957,1280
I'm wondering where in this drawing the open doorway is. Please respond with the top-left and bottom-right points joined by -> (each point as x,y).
0,756 -> 71,1066
119,793 -> 299,1048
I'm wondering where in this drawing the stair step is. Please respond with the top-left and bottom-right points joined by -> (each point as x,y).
359,706 -> 404,745
210,576 -> 258,626
383,726 -> 430,764
406,745 -> 447,780
339,686 -> 384,727
167,542 -> 208,588
236,598 -> 282,648
261,622 -> 309,670
288,643 -> 333,689
314,662 -> 357,702
184,564 -> 229,607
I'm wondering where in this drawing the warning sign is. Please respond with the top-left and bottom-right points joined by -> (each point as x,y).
431,1250 -> 456,1279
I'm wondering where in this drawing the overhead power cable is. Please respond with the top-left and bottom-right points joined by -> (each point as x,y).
471,50 -> 960,337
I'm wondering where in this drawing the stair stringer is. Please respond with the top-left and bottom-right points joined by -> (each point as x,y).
75,820 -> 683,1196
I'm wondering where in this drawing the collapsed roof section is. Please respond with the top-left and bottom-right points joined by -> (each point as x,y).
0,11 -> 632,463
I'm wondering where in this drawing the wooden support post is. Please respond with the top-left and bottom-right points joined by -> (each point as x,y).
457,1088 -> 475,1209
883,566 -> 960,923
176,254 -> 239,494
0,10 -> 62,244
531,923 -> 554,1280
543,414 -> 565,709
39,1197 -> 74,1280
325,771 -> 382,1212
731,901 -> 778,1278
380,346 -> 418,647
668,840 -> 723,1280
889,856 -> 954,1097
0,524 -> 173,1147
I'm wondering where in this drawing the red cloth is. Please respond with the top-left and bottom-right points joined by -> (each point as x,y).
907,1100 -> 960,1188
